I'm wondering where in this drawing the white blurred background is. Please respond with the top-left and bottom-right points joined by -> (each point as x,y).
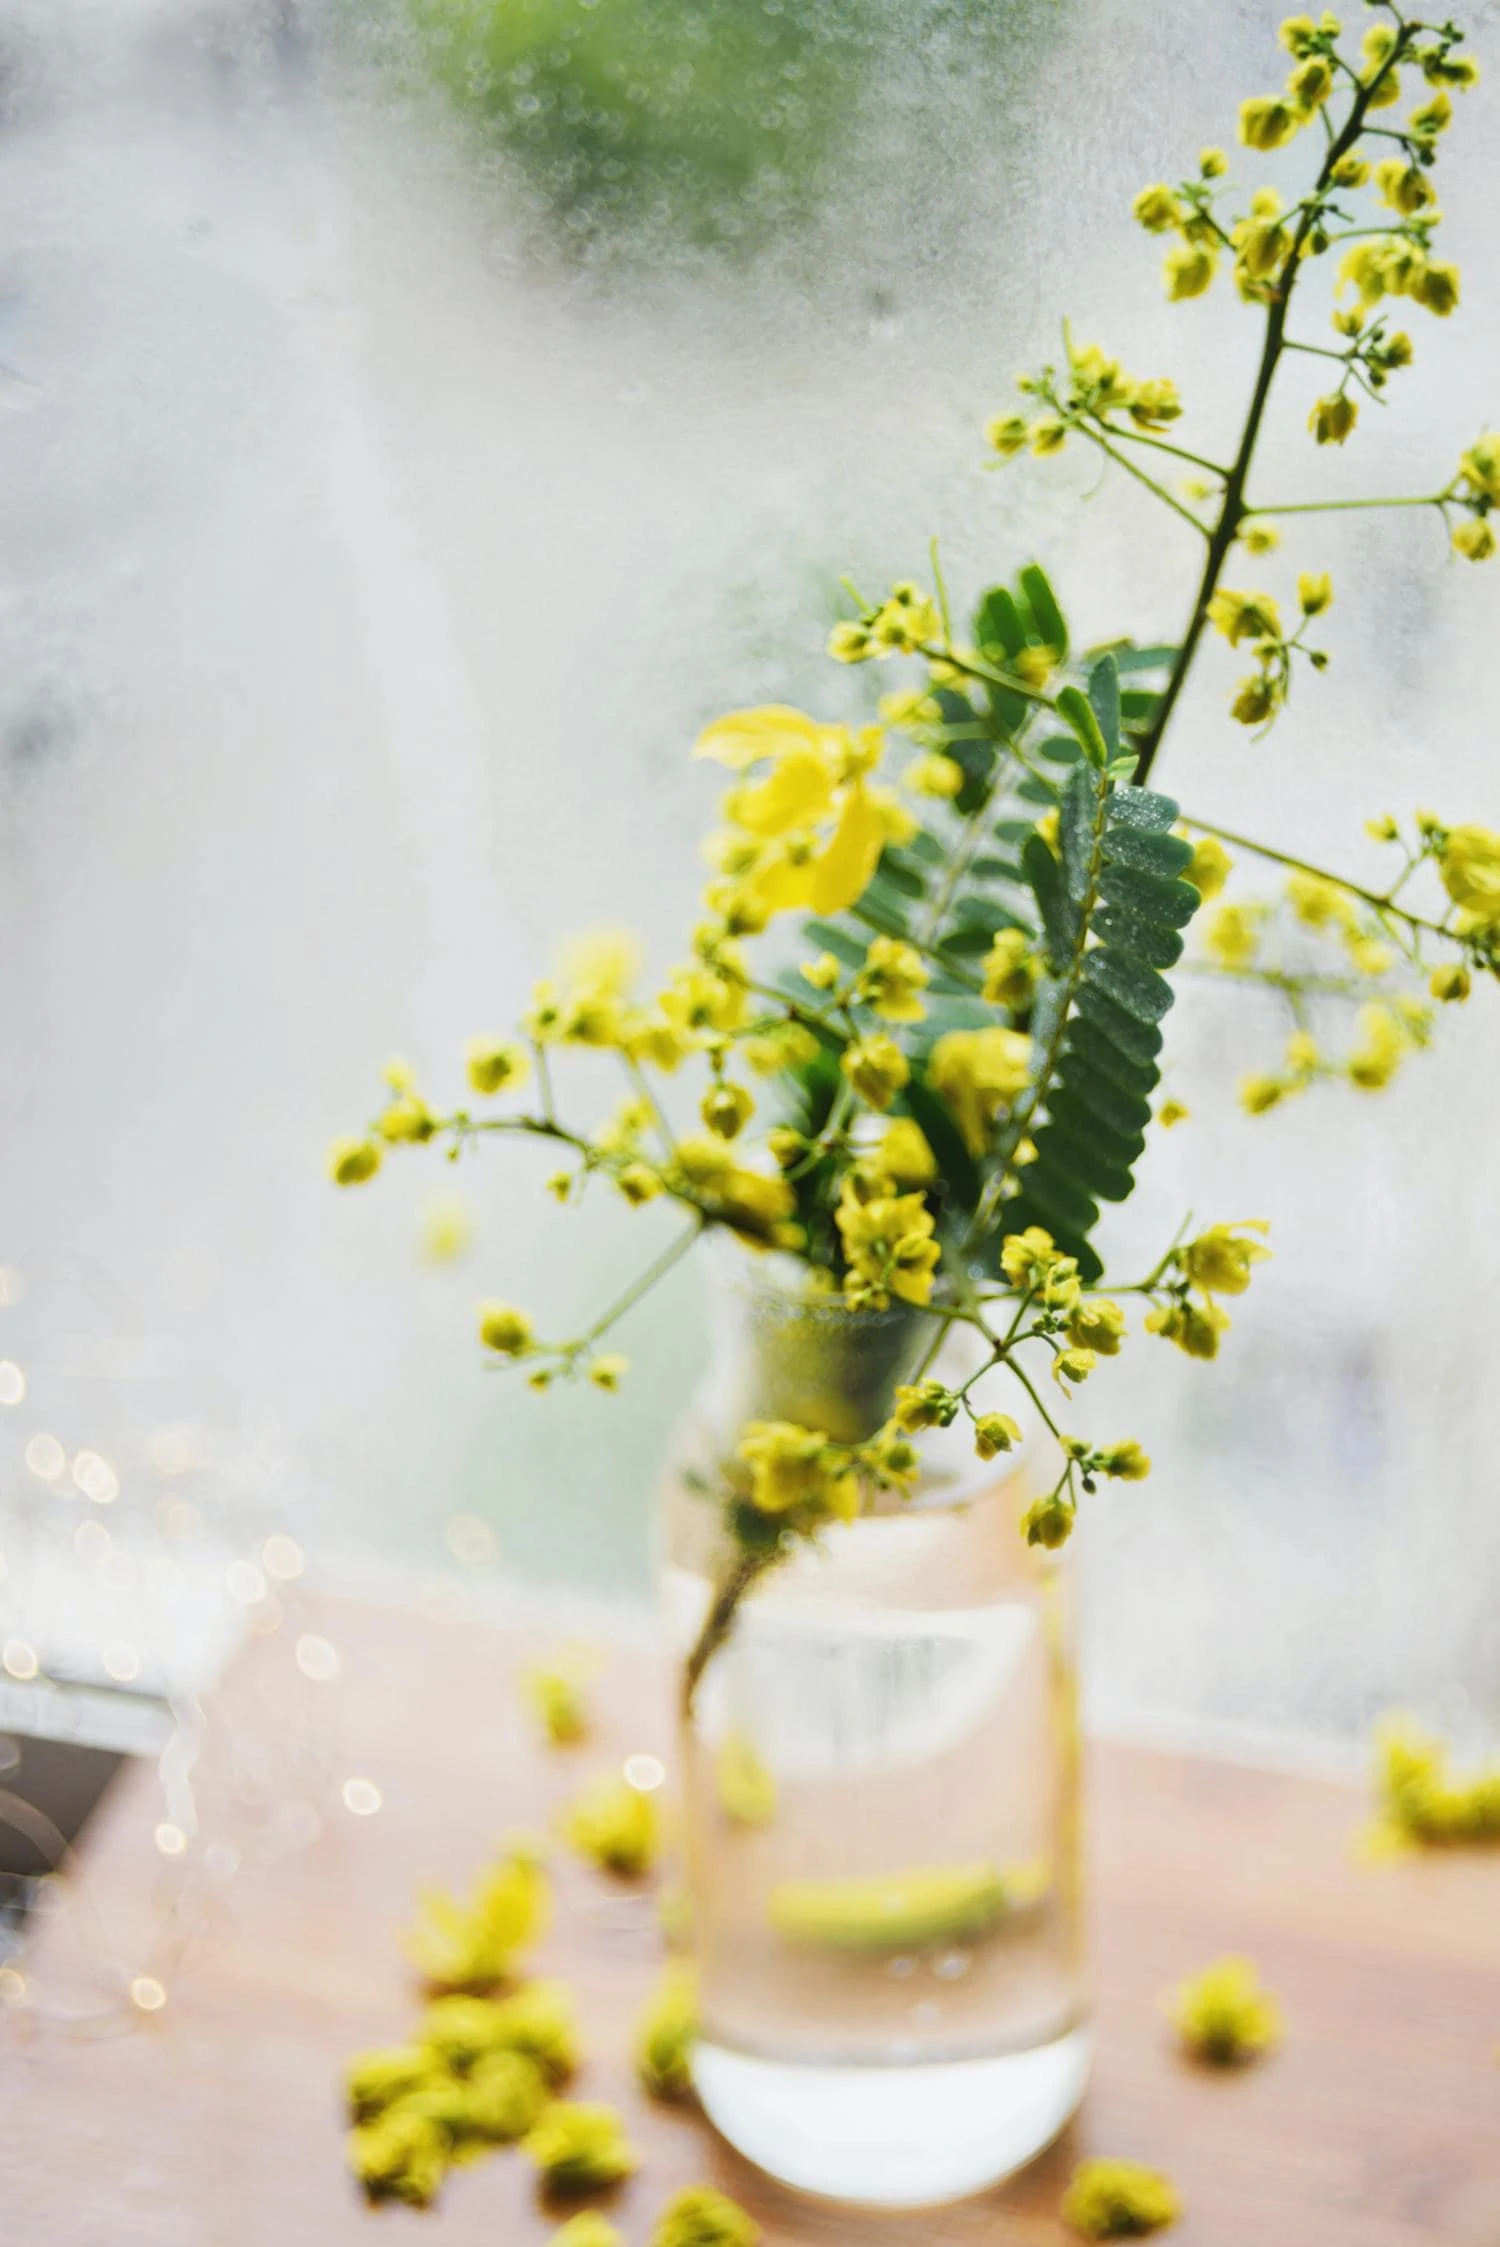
2,0 -> 1499,1758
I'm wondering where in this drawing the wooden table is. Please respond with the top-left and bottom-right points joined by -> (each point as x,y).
5,1592 -> 1500,2245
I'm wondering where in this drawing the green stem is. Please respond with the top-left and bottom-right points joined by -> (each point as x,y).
1076,425 -> 1213,538
681,1546 -> 778,1719
1132,56 -> 1399,785
1246,491 -> 1449,517
575,1218 -> 704,1352
1094,421 -> 1231,478
1177,815 -> 1458,943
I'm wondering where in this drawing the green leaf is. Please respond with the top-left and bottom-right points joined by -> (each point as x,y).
1087,655 -> 1121,759
1065,1018 -> 1161,1100
1056,684 -> 1108,770
1101,826 -> 1194,880
973,586 -> 1026,660
1097,862 -> 1200,928
1074,981 -> 1165,1066
1081,949 -> 1174,1026
1092,906 -> 1185,971
1106,642 -> 1178,675
1019,563 -> 1068,659
875,854 -> 930,901
1047,1077 -> 1151,1152
1037,734 -> 1085,767
1024,834 -> 1076,967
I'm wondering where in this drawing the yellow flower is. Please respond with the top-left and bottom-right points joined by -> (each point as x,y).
525,1659 -> 591,1746
1146,1299 -> 1230,1360
348,2109 -> 449,2209
1347,1001 -> 1407,1089
561,1774 -> 660,1878
1454,517 -> 1495,561
1158,1097 -> 1190,1128
701,1082 -> 755,1140
1068,1298 -> 1127,1355
1132,182 -> 1184,233
1230,672 -> 1279,727
841,1033 -> 911,1110
377,1091 -> 438,1144
1001,1224 -> 1068,1289
1278,15 -> 1318,58
906,752 -> 965,798
650,2185 -> 761,2247
1205,902 -> 1264,970
1330,152 -> 1369,187
737,1420 -> 860,1522
406,1844 -> 551,1992
465,1036 -> 531,1097
633,1963 -> 698,2102
1287,870 -> 1353,928
1373,155 -> 1435,215
328,1136 -> 382,1186
1097,1438 -> 1151,1480
835,1176 -> 942,1309
694,706 -> 891,921
478,1980 -> 583,2084
1240,520 -> 1279,554
1360,22 -> 1404,106
982,927 -> 1038,1008
1239,1072 -> 1286,1115
1184,835 -> 1232,900
1239,94 -> 1300,150
1297,570 -> 1333,615
1166,1955 -> 1282,2066
589,1354 -> 628,1391
1199,145 -> 1229,178
671,1137 -> 798,1245
1181,1222 -> 1270,1297
1437,824 -> 1500,926
1022,1490 -> 1076,1547
1285,1030 -> 1321,1076
930,1025 -> 1033,1155
1370,1713 -> 1500,1846
878,1115 -> 938,1187
1309,392 -> 1358,445
1430,961 -> 1471,1002
985,413 -> 1033,459
1206,588 -> 1282,646
1053,1347 -> 1097,1387
346,2044 -> 436,2123
973,1412 -> 1022,1461
854,936 -> 930,1023
522,2103 -> 639,2193
1288,54 -> 1333,110
1061,2158 -> 1181,2239
478,1300 -> 534,1357
1127,377 -> 1182,430
1163,243 -> 1217,300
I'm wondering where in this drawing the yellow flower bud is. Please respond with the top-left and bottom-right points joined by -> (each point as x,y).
1239,94 -> 1300,151
521,2102 -> 639,2193
1181,1222 -> 1270,1297
701,1082 -> 755,1140
1207,588 -> 1283,646
973,1412 -> 1022,1461
1199,145 -> 1229,178
1052,1347 -> 1097,1387
905,752 -> 965,800
1098,1438 -> 1151,1481
1030,418 -> 1068,457
1288,54 -> 1333,109
1430,961 -> 1471,1002
650,2185 -> 761,2247
1163,243 -> 1217,300
1167,1955 -> 1281,2067
1278,14 -> 1318,56
377,1092 -> 438,1144
801,952 -> 841,991
1330,153 -> 1369,187
1239,1074 -> 1285,1115
1230,673 -> 1279,727
632,1963 -> 698,2103
1184,835 -> 1232,901
1309,391 -> 1358,445
1297,571 -> 1333,615
466,1037 -> 531,1098
1132,182 -> 1184,233
477,1301 -> 533,1356
1067,1299 -> 1127,1356
1158,1097 -> 1190,1128
841,1033 -> 910,1112
827,620 -> 874,663
328,1136 -> 382,1186
985,412 -> 1032,458
552,2215 -> 626,2247
1454,517 -> 1495,562
561,1776 -> 660,1879
1239,521 -> 1279,554
588,1354 -> 628,1391
1022,1491 -> 1075,1548
1146,1299 -> 1230,1358
1410,259 -> 1460,316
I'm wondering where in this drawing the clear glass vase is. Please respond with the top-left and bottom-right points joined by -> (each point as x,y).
659,1253 -> 1089,2209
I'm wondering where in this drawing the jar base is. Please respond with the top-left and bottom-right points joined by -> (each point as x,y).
693,2023 -> 1091,2208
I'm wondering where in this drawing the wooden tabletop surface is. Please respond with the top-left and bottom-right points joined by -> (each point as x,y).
4,1590 -> 1500,2246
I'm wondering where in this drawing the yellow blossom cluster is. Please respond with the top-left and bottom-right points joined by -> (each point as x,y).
561,1772 -> 662,1878
1369,1714 -> 1500,1848
1061,2156 -> 1182,2238
827,579 -> 942,664
986,341 -> 1184,461
1166,1955 -> 1282,2066
835,1171 -> 941,1309
632,1963 -> 698,2101
1144,1223 -> 1270,1363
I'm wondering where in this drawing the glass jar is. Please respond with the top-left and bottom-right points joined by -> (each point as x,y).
659,1252 -> 1089,2208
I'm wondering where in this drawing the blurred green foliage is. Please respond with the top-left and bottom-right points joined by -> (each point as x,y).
403,0 -> 1046,253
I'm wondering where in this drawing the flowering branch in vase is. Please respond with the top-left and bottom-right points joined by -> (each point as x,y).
328,5 -> 1498,1703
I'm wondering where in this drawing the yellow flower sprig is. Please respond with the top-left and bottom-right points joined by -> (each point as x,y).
1166,1954 -> 1282,2066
